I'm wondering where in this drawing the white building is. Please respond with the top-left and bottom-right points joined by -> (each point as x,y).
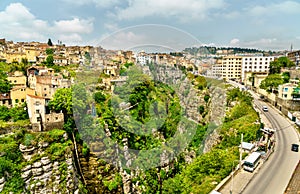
241,56 -> 274,82
136,51 -> 152,65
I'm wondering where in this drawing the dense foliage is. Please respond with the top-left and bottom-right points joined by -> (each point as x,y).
161,88 -> 260,194
269,57 -> 295,74
259,74 -> 284,93
0,70 -> 12,93
0,103 -> 28,122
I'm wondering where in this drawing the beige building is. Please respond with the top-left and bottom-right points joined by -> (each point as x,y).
221,56 -> 242,81
8,71 -> 27,87
26,94 -> 64,132
278,83 -> 298,100
10,87 -> 35,107
287,50 -> 300,66
0,93 -> 11,107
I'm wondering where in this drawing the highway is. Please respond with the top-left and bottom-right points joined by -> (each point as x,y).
228,81 -> 300,194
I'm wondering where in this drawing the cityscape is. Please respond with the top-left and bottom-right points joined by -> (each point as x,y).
1,1 -> 300,194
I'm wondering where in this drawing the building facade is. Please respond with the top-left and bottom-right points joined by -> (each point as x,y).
241,56 -> 274,83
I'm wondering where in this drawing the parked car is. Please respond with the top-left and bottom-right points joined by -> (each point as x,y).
262,106 -> 268,112
291,144 -> 299,152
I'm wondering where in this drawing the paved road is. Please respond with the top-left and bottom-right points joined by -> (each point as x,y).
242,96 -> 300,194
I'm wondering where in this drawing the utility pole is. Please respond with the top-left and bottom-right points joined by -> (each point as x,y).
239,133 -> 243,169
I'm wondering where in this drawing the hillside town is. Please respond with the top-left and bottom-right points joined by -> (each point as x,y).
1,38 -> 300,130
0,37 -> 300,193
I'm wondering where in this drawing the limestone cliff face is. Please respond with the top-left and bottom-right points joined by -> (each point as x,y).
19,143 -> 79,193
0,130 -> 83,193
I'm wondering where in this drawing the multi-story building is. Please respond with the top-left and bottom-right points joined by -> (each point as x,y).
211,59 -> 223,78
7,71 -> 27,87
241,56 -> 274,83
220,56 -> 242,81
26,94 -> 64,132
136,51 -> 152,65
10,87 -> 35,107
287,50 -> 300,66
278,83 -> 298,100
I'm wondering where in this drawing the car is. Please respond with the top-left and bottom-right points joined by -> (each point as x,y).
262,106 -> 268,112
291,144 -> 299,152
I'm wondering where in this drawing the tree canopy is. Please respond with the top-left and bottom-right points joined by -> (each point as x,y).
47,38 -> 53,46
259,74 -> 284,93
0,70 -> 12,93
269,57 -> 295,74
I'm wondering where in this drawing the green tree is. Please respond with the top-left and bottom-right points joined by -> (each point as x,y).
204,94 -> 210,103
0,70 -> 12,93
282,72 -> 290,83
46,55 -> 54,66
46,48 -> 54,55
94,91 -> 106,103
269,57 -> 295,74
47,38 -> 53,46
260,74 -> 284,93
0,106 -> 10,121
48,88 -> 73,118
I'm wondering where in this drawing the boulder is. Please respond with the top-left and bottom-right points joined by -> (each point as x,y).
43,163 -> 52,172
32,167 -> 43,176
21,170 -> 32,180
19,144 -> 35,153
41,157 -> 51,165
22,164 -> 32,172
38,142 -> 49,148
0,182 -> 5,193
33,161 -> 42,168
0,177 -> 5,184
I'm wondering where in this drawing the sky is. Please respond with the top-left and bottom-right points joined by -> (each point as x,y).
0,0 -> 300,51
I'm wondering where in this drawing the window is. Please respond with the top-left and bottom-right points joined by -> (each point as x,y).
37,117 -> 41,122
36,109 -> 40,114
15,99 -> 19,103
44,88 -> 47,91
21,99 -> 25,103
284,88 -> 288,92
55,117 -> 58,120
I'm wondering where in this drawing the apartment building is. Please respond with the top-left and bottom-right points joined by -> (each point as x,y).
136,51 -> 152,65
241,56 -> 274,83
211,59 -> 223,78
220,56 -> 242,81
287,50 -> 300,66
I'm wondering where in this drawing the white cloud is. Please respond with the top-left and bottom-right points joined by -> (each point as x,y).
61,0 -> 121,8
59,34 -> 83,43
229,38 -> 240,46
227,38 -> 290,50
0,3 -> 94,45
0,3 -> 34,23
104,23 -> 120,32
115,0 -> 225,22
54,18 -> 94,34
249,1 -> 300,16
